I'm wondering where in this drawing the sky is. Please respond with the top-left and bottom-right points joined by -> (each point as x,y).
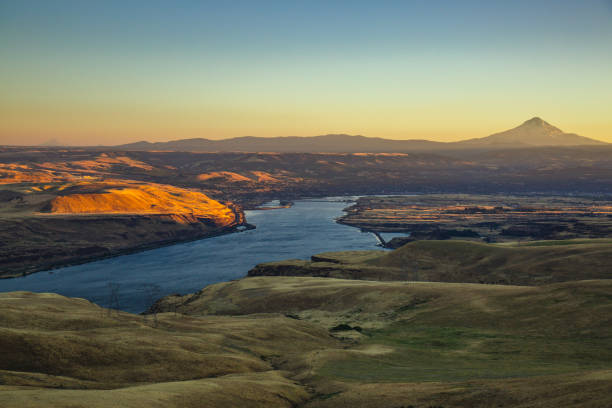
1,0 -> 611,145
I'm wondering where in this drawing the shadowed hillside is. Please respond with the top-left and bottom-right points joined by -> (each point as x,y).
248,239 -> 612,285
366,239 -> 612,284
0,291 -> 334,407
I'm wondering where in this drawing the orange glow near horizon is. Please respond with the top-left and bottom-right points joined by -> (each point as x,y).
2,1 -> 611,146
2,102 -> 611,146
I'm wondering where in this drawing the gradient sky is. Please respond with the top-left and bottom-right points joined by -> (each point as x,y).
1,0 -> 611,145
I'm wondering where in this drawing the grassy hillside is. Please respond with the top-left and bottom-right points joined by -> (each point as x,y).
0,291 -> 336,407
153,276 -> 612,407
1,372 -> 308,408
249,239 -> 612,285
368,239 -> 612,284
3,275 -> 612,407
4,237 -> 612,407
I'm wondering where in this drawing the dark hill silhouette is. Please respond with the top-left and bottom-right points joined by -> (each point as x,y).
117,134 -> 445,153
115,118 -> 606,152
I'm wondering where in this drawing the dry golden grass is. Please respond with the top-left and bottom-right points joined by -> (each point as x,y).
0,290 -> 338,407
250,171 -> 280,183
0,371 -> 308,408
304,370 -> 612,408
2,275 -> 611,407
46,182 -> 236,224
0,163 -> 69,184
69,154 -> 154,171
0,153 -> 156,185
2,229 -> 611,408
154,276 -> 612,407
154,276 -> 612,336
197,171 -> 252,182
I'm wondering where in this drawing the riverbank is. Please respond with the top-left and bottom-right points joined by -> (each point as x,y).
0,179 -> 250,278
248,239 -> 612,285
0,214 -> 253,279
0,199 -> 382,312
338,194 -> 612,244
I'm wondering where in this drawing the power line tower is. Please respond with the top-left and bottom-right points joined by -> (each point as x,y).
106,282 -> 121,317
142,283 -> 162,327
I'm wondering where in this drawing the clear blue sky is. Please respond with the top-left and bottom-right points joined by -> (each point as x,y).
1,0 -> 611,144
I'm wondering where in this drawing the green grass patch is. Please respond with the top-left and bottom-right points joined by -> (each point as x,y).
318,323 -> 612,382
519,238 -> 612,247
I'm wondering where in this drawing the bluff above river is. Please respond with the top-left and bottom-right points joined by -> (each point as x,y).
248,239 -> 612,285
0,180 -> 244,278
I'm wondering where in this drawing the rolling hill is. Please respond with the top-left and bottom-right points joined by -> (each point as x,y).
3,274 -> 611,407
2,237 -> 611,407
248,239 -> 612,285
151,275 -> 612,408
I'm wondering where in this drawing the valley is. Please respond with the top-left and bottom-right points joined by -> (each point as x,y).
4,1 -> 612,405
2,242 -> 611,407
4,129 -> 612,277
1,118 -> 612,407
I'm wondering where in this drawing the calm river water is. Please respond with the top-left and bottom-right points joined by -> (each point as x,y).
0,198 -> 406,312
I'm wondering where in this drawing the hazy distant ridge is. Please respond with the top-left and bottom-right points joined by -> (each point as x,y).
116,118 -> 606,152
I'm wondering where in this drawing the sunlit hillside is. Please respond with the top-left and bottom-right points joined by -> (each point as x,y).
46,182 -> 236,225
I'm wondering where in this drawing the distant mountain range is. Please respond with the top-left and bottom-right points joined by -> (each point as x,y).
116,118 -> 606,153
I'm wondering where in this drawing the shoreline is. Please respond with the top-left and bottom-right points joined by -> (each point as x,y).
1,195 -> 359,280
1,220 -> 256,280
336,194 -> 612,246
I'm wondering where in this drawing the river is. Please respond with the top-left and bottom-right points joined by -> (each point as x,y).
0,197 -> 407,312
